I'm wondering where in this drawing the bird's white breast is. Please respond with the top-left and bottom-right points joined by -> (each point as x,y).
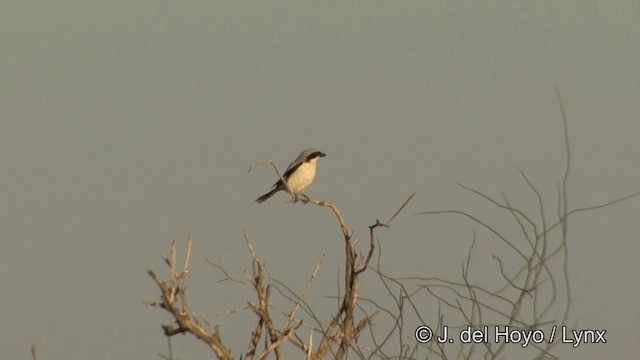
286,161 -> 317,194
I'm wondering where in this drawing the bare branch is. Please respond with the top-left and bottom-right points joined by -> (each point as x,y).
286,256 -> 324,327
146,237 -> 233,360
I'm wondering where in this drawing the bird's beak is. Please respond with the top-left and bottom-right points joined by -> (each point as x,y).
319,152 -> 326,157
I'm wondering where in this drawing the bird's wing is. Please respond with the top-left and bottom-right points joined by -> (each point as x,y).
269,149 -> 312,188
269,160 -> 302,188
283,150 -> 309,178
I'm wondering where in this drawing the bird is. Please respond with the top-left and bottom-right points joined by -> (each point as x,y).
256,148 -> 326,203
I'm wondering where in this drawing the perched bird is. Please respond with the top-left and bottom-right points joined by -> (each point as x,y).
256,148 -> 326,203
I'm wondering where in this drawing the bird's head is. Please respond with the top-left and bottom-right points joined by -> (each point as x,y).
304,149 -> 326,163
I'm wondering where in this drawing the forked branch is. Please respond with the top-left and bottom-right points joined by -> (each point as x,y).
146,236 -> 233,360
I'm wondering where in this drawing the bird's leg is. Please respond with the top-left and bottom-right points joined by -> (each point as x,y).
300,194 -> 310,204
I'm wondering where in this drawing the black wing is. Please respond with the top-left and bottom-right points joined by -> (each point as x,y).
268,161 -> 302,188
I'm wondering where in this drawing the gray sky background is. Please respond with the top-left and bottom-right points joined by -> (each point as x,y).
2,1 -> 639,359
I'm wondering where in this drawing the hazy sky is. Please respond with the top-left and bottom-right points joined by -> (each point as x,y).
2,1 -> 639,359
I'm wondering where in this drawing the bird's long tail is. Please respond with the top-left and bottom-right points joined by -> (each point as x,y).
255,188 -> 280,203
